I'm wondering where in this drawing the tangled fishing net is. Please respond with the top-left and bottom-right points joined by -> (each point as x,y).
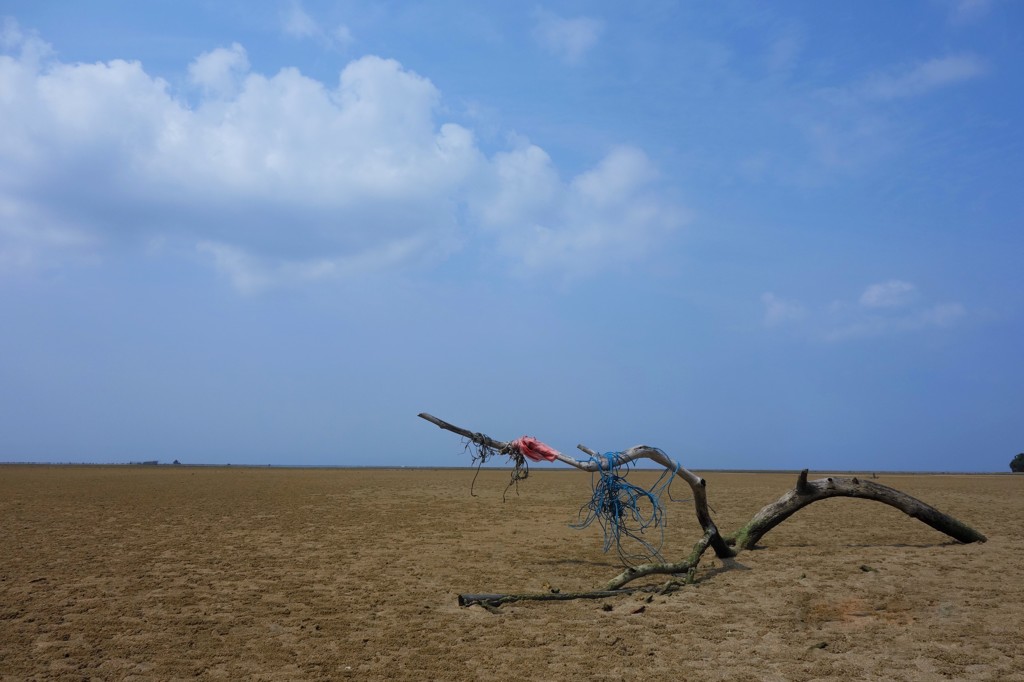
571,452 -> 680,567
465,435 -> 682,566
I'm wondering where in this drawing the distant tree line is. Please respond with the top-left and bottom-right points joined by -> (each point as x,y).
1012,453 -> 1024,473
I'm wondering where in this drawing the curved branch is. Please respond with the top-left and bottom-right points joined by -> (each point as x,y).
604,531 -> 713,590
728,469 -> 988,550
418,413 -> 733,558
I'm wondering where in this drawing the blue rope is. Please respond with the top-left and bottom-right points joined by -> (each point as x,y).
571,451 -> 679,566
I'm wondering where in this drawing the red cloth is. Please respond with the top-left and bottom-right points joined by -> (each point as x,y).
511,436 -> 560,462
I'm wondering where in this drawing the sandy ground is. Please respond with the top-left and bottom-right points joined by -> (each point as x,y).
1,465 -> 1021,681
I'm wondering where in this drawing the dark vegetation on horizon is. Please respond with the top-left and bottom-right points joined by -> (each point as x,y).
1011,453 -> 1024,473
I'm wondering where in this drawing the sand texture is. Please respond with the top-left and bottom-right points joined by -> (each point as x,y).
1,465 -> 1021,681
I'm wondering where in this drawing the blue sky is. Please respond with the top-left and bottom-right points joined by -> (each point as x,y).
1,1 -> 1021,471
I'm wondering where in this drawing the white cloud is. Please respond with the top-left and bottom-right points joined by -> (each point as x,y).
859,280 -> 917,308
188,43 -> 249,98
0,29 -> 684,289
861,54 -> 987,100
766,50 -> 989,183
283,3 -> 319,39
762,281 -> 966,340
473,146 -> 685,274
533,10 -> 604,65
282,2 -> 354,50
333,24 -> 355,48
0,16 -> 51,64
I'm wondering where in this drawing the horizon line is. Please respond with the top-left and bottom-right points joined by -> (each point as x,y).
0,461 -> 1015,475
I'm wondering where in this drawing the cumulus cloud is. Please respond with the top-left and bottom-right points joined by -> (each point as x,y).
0,16 -> 50,63
533,10 -> 604,65
0,22 -> 684,289
761,280 -> 965,340
860,54 -> 987,100
188,43 -> 249,97
473,146 -> 685,273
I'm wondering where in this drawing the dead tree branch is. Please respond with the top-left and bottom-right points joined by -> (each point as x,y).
419,413 -> 986,605
419,413 -> 733,559
728,469 -> 987,549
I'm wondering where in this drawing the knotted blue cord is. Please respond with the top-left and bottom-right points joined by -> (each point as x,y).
571,451 -> 680,567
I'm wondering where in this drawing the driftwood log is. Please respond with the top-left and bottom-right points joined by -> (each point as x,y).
418,413 -> 986,607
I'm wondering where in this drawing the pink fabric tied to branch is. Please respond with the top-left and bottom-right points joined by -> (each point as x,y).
511,436 -> 560,463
